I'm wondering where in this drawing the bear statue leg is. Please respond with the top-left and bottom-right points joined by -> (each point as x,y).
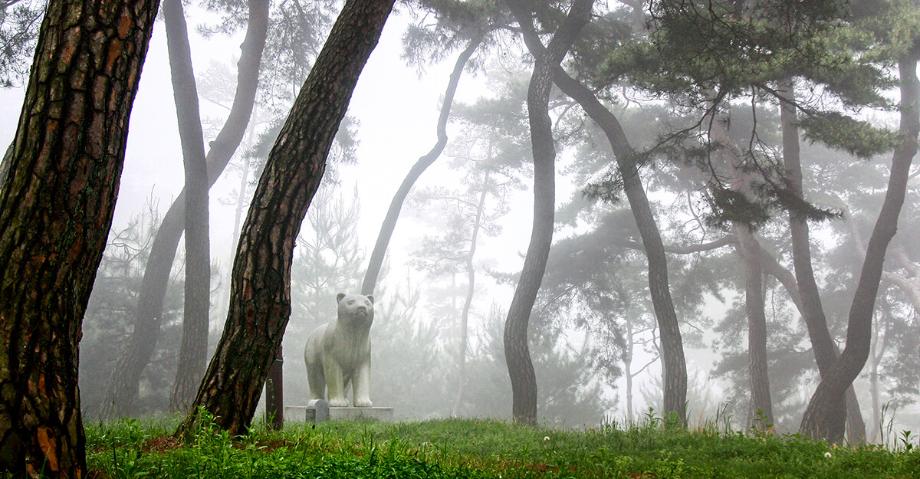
353,360 -> 372,407
306,360 -> 326,401
323,354 -> 349,407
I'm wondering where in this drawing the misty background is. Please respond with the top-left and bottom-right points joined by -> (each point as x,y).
1,0 -> 917,440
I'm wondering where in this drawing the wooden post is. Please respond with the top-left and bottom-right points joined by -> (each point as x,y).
265,345 -> 284,429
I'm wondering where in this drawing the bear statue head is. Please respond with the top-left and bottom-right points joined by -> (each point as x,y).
336,292 -> 375,328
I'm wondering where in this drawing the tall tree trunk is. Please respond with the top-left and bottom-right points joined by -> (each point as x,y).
451,173 -> 489,416
550,69 -> 688,423
621,285 -> 636,423
361,32 -> 483,295
177,0 -> 395,436
162,0 -> 211,414
0,1 -> 159,475
779,78 -> 867,443
503,0 -> 593,425
734,227 -> 774,429
867,306 -> 888,443
102,0 -> 268,419
800,54 -> 919,442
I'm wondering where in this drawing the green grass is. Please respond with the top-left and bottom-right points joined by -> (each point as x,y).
82,414 -> 920,478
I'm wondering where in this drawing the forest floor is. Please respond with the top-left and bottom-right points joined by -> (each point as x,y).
84,414 -> 920,478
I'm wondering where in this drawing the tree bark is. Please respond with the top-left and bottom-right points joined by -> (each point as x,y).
549,66 -> 687,423
0,1 -> 159,475
800,55 -> 919,442
176,0 -> 395,436
451,172 -> 489,416
503,0 -> 593,425
779,78 -> 867,443
162,0 -> 211,414
734,227 -> 774,429
361,32 -> 483,295
102,0 -> 268,419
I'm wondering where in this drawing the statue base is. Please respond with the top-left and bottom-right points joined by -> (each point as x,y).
285,402 -> 394,423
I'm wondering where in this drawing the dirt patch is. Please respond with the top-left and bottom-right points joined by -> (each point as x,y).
141,436 -> 181,453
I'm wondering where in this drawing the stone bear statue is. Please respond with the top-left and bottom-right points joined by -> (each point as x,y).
303,293 -> 374,407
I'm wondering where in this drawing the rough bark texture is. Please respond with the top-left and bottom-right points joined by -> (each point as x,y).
102,0 -> 268,419
503,0 -> 593,425
779,79 -> 866,443
734,227 -> 774,428
177,0 -> 395,436
162,0 -> 211,414
0,1 -> 160,475
550,67 -> 688,423
800,55 -> 919,442
360,33 -> 482,295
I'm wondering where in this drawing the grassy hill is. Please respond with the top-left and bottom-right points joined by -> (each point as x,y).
83,415 -> 919,478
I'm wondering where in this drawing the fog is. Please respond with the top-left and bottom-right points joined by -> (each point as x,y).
1,0 -> 918,444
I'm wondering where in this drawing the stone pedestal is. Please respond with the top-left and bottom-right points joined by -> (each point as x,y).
329,406 -> 394,421
284,403 -> 393,423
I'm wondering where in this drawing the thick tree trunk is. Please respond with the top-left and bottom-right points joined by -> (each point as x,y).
0,1 -> 159,475
503,0 -> 592,425
779,79 -> 867,443
176,0 -> 395,436
451,174 -> 489,416
734,227 -> 774,429
361,33 -> 482,295
162,0 -> 211,414
102,0 -> 268,419
549,68 -> 687,423
800,55 -> 919,442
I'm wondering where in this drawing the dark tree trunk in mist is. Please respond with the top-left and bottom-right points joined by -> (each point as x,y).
102,0 -> 268,419
451,173 -> 489,416
800,55 -> 919,442
176,0 -> 395,436
162,0 -> 211,414
361,33 -> 482,295
734,227 -> 774,429
503,0 -> 592,425
264,346 -> 283,429
779,79 -> 867,443
549,69 -> 687,423
0,0 -> 159,475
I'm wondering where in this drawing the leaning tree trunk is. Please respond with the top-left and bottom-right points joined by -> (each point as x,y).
734,227 -> 774,429
163,0 -> 212,413
800,54 -> 919,443
176,0 -> 396,436
503,0 -> 593,425
550,68 -> 688,423
102,0 -> 268,419
0,1 -> 159,475
361,32 -> 483,295
779,78 -> 867,443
